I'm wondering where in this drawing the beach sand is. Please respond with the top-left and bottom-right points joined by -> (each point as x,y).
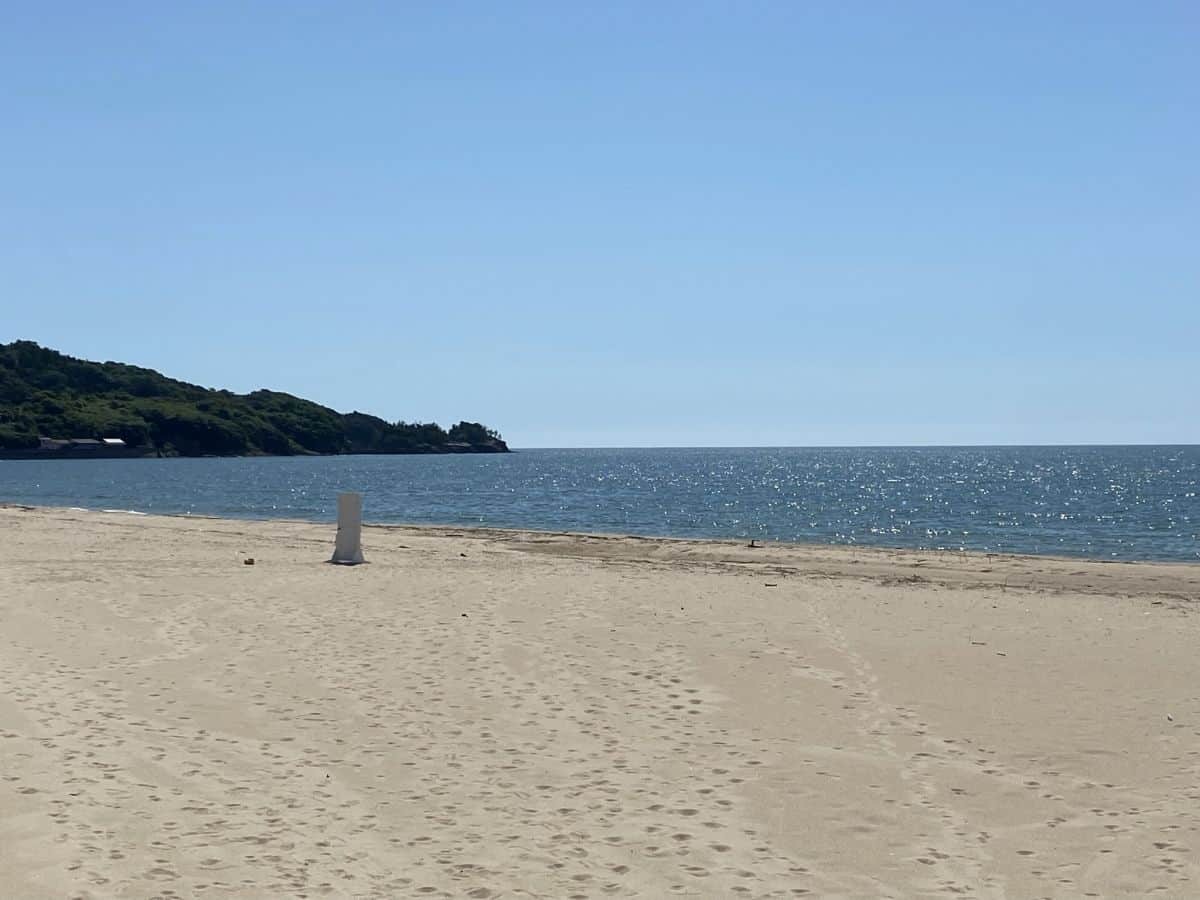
1,505 -> 1198,898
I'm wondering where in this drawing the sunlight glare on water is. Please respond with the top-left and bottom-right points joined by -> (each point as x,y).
1,446 -> 1196,561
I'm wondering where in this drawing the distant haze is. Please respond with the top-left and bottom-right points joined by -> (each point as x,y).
2,3 -> 1196,447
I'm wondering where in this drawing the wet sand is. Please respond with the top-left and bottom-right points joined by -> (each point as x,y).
1,505 -> 1198,898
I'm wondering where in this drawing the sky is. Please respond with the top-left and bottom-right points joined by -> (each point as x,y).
1,2 -> 1197,447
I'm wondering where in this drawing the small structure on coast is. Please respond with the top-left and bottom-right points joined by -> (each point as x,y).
330,492 -> 366,565
10,436 -> 137,459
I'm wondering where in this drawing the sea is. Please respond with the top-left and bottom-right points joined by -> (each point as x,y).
1,446 -> 1196,562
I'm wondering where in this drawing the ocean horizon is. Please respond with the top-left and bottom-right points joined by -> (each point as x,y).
2,445 -> 1196,563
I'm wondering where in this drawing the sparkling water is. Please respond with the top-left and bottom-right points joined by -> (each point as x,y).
2,446 -> 1196,561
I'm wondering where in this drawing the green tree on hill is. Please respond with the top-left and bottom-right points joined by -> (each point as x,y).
0,341 -> 509,456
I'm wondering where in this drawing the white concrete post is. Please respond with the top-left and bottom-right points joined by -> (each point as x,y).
331,492 -> 365,565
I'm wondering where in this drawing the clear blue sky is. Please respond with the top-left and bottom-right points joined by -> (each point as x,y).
2,3 -> 1196,447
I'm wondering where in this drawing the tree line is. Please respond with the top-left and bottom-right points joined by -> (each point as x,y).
0,341 -> 508,456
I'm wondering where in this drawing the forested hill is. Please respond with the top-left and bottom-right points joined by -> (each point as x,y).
0,341 -> 509,457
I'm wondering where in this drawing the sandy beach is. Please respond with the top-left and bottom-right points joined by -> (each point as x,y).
1,505 -> 1198,899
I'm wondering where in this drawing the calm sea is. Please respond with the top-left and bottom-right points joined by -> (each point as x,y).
1,446 -> 1196,562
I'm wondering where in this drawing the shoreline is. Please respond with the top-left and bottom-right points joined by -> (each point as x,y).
4,499 -> 1198,575
0,445 -> 510,461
